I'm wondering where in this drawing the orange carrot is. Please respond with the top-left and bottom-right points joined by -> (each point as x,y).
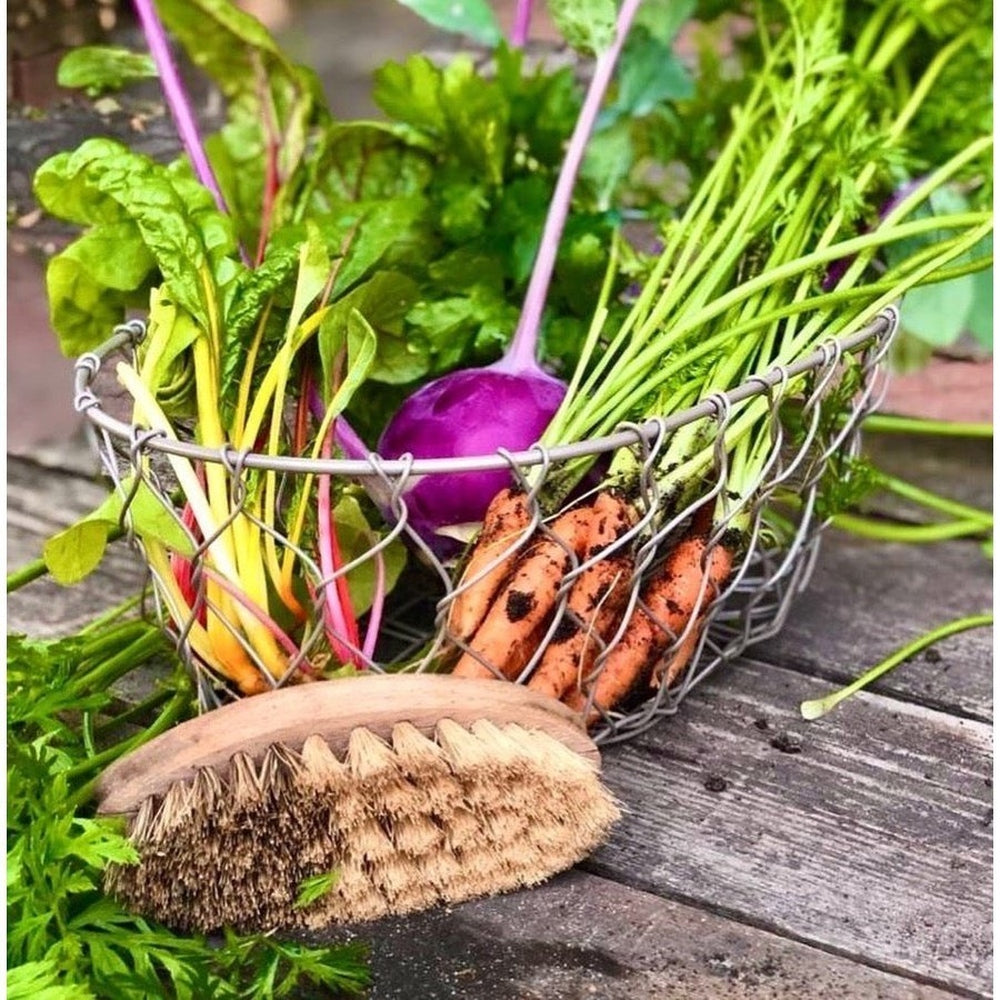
446,488 -> 532,643
452,504 -> 594,680
565,519 -> 735,719
527,491 -> 635,702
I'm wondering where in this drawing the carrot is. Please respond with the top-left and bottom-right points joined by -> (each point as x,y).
526,491 -> 635,701
451,504 -> 594,680
446,488 -> 533,642
565,517 -> 735,719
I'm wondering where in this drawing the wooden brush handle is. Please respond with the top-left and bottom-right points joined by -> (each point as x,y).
97,674 -> 599,817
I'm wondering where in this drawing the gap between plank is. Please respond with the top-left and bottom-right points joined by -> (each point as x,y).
580,862 -> 988,1000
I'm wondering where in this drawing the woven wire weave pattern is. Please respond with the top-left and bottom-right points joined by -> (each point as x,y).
75,309 -> 898,746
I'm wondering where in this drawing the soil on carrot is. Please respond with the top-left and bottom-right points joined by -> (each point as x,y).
505,591 -> 536,623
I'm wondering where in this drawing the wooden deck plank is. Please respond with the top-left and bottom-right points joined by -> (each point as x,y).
752,532 -> 993,721
591,660 -> 992,997
6,440 -> 993,997
7,451 -> 148,634
336,869 -> 967,1000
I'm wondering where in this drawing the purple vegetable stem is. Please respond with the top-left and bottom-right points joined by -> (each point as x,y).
502,0 -> 642,375
510,0 -> 533,47
132,0 -> 231,219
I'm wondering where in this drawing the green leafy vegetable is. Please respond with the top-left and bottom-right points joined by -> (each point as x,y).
6,611 -> 371,999
57,46 -> 157,97
391,0 -> 502,45
547,0 -> 617,54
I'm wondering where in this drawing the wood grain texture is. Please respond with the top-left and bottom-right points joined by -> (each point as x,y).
97,675 -> 598,816
325,869 -> 966,1000
590,659 -> 993,997
752,533 -> 992,721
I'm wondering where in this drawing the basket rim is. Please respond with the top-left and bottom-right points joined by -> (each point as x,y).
73,307 -> 898,479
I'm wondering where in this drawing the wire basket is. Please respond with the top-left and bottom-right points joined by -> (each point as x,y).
74,307 -> 899,746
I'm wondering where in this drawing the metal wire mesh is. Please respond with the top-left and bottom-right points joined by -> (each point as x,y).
74,308 -> 899,745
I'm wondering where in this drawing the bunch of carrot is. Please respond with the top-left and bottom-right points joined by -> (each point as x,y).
443,0 -> 993,725
448,486 -> 734,721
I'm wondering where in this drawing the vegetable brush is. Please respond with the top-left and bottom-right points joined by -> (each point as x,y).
97,675 -> 620,932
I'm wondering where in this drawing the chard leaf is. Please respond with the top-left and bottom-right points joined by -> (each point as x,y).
391,0 -> 501,45
42,480 -> 194,585
318,272 -> 421,389
36,140 -> 239,336
42,522 -> 109,587
311,123 -> 433,206
332,494 -> 407,615
220,241 -> 301,410
287,228 -> 331,346
546,0 -> 616,55
332,196 -> 431,296
44,228 -> 155,356
153,0 -> 307,100
57,45 -> 157,97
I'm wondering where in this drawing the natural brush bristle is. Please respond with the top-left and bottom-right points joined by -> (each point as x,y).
106,720 -> 620,933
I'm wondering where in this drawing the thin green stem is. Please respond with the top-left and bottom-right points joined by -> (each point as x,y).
800,612 -> 993,720
66,629 -> 168,702
6,527 -> 128,593
861,414 -> 993,438
93,686 -> 174,737
877,473 -> 992,527
832,513 -> 990,542
78,594 -> 143,635
65,683 -> 192,801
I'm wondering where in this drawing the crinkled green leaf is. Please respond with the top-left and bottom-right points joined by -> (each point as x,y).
57,45 -> 157,96
36,139 -> 239,335
373,56 -> 448,134
546,0 -> 616,54
45,228 -> 155,356
392,0 -> 501,44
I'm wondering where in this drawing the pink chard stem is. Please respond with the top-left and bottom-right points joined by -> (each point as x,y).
132,0 -> 230,216
510,0 -> 534,47
502,0 -> 642,374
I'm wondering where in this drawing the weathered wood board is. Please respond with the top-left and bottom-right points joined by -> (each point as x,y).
339,869 -> 967,1000
753,533 -> 992,722
590,659 -> 993,997
5,434 -> 992,1000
